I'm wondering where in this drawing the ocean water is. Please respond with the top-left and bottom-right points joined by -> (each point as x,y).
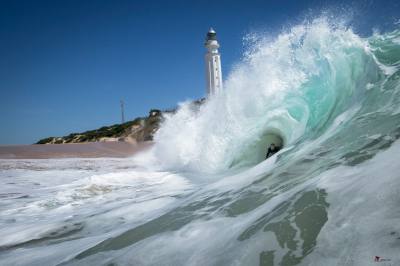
1,18 -> 400,266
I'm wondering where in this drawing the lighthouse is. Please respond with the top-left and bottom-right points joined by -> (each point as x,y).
205,28 -> 223,96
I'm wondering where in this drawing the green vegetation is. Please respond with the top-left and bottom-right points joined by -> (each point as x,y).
36,117 -> 146,144
36,137 -> 56,145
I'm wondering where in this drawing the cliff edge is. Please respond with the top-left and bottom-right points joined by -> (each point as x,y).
36,109 -> 167,144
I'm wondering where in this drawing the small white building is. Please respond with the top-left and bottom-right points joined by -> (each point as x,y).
205,28 -> 223,96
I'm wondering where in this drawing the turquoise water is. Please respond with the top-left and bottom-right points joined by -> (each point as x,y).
1,19 -> 400,266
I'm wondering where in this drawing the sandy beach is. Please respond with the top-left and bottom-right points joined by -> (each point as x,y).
0,141 -> 153,159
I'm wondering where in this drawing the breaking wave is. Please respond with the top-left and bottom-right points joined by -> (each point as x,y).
153,18 -> 400,174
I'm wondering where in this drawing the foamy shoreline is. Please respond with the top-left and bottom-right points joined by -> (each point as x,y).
0,141 -> 153,159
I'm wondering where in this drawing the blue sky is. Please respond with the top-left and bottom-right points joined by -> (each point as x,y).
1,0 -> 399,144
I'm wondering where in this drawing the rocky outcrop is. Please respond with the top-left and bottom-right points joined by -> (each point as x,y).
36,109 -> 167,144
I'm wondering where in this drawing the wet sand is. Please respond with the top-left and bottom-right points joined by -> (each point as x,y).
0,141 -> 153,159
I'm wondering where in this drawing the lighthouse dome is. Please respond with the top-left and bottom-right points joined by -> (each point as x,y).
206,28 -> 217,41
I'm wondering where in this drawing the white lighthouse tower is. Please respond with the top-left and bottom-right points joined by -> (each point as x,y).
205,28 -> 223,96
